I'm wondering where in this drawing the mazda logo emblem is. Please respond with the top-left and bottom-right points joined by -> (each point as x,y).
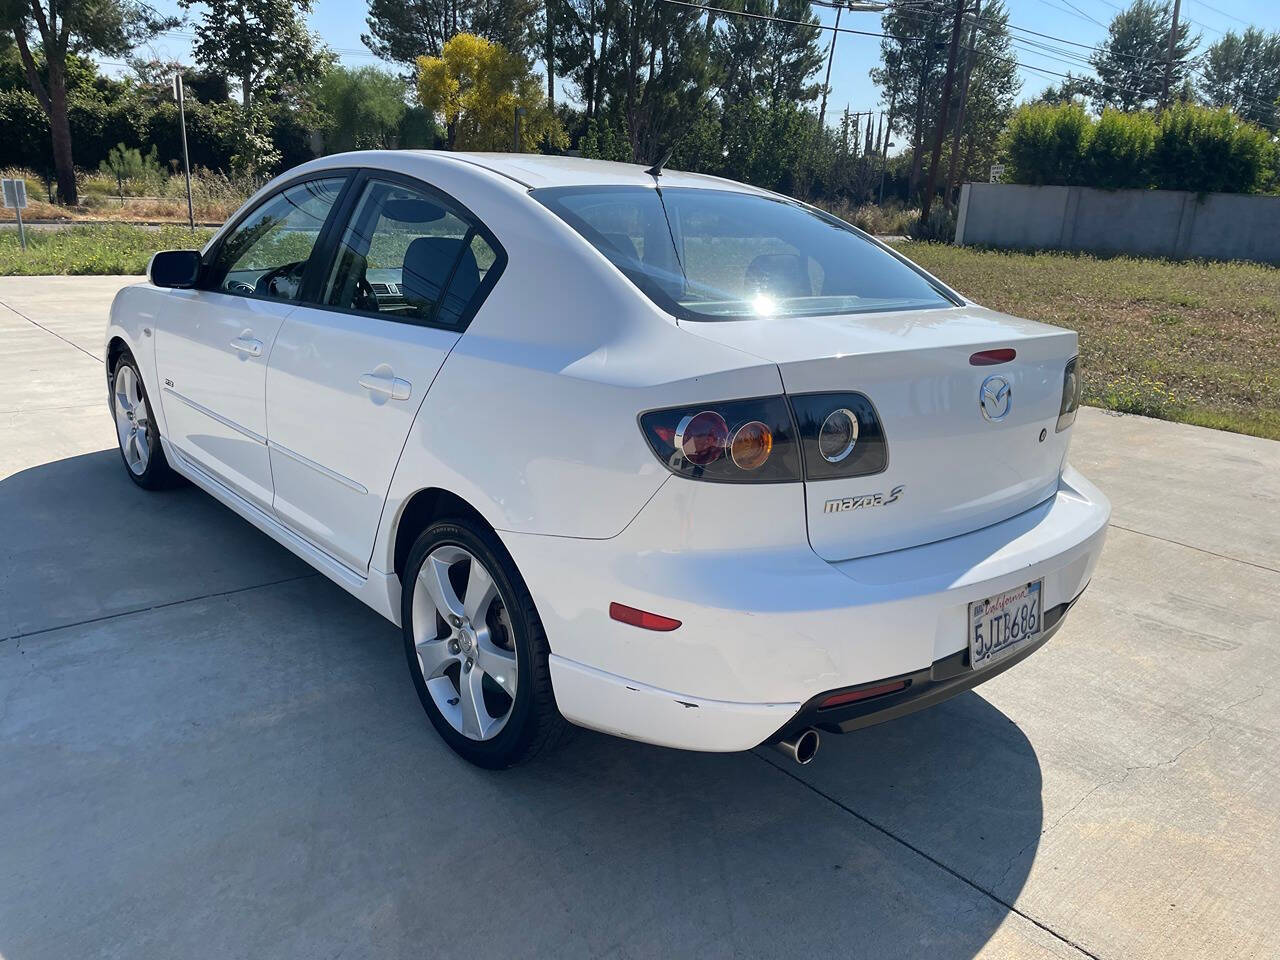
979,374 -> 1012,422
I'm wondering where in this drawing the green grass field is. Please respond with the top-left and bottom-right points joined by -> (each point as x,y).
0,225 -> 214,276
2,224 -> 1276,439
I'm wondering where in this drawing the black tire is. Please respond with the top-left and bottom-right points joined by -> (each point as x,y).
109,351 -> 180,490
401,518 -> 571,768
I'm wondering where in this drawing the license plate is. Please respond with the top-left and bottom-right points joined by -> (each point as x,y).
968,580 -> 1043,670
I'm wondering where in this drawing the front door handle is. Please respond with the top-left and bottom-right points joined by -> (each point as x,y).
358,372 -> 412,401
230,335 -> 263,357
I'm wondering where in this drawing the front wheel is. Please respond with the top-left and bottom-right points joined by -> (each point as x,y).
402,519 -> 570,768
110,353 -> 178,490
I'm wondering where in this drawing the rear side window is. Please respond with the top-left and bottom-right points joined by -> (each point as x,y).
207,177 -> 346,301
322,178 -> 500,328
533,186 -> 955,321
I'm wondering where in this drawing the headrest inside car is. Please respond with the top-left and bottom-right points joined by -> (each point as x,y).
382,197 -> 447,224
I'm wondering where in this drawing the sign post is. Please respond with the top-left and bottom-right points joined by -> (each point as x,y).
2,177 -> 28,251
172,72 -> 195,231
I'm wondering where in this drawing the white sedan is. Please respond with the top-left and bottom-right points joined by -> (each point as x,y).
105,151 -> 1109,768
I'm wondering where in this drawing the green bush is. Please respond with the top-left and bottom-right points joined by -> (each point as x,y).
99,143 -> 165,196
1001,101 -> 1278,194
1150,104 -> 1275,194
1086,109 -> 1155,189
1002,102 -> 1092,186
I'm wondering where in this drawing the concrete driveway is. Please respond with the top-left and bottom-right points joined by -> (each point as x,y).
3,276 -> 1277,960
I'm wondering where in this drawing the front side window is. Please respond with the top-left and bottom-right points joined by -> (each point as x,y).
322,178 -> 500,328
208,177 -> 346,301
533,186 -> 956,321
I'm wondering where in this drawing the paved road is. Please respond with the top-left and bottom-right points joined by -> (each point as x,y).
2,276 -> 1277,960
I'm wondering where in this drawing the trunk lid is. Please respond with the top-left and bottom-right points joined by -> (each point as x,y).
682,305 -> 1077,561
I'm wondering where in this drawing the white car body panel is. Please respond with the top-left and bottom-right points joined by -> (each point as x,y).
105,150 -> 1111,754
266,305 -> 459,572
153,290 -> 294,510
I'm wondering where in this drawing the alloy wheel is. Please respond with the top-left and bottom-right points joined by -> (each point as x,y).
411,544 -> 519,741
113,364 -> 151,476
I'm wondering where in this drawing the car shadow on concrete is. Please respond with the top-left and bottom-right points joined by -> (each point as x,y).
1,450 -> 1043,959
0,448 -> 311,640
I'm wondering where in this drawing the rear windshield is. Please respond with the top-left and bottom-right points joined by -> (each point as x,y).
532,185 -> 956,321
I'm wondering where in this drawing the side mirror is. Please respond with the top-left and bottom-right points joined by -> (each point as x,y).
148,249 -> 202,288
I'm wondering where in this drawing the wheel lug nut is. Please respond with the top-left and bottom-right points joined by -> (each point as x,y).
448,641 -> 460,655
464,658 -> 473,672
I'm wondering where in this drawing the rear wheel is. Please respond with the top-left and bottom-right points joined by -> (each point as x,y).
402,519 -> 570,768
110,354 -> 178,490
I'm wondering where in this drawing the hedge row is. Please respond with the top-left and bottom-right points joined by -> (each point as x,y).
0,89 -> 319,183
1000,102 -> 1279,194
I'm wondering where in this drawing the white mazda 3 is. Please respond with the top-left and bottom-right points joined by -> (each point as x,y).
105,151 -> 1109,767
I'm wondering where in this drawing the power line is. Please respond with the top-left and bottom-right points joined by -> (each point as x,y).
891,0 -> 1277,116
662,0 -> 1204,114
1190,0 -> 1251,28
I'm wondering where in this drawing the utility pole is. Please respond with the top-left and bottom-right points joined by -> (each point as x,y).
944,0 -> 984,211
1160,0 -> 1183,108
817,5 -> 843,131
172,72 -> 194,232
816,1 -> 889,130
514,106 -> 526,152
919,0 -> 967,222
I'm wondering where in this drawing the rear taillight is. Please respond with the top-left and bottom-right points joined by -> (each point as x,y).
639,396 -> 802,482
639,392 -> 887,483
1057,357 -> 1081,432
789,392 -> 888,480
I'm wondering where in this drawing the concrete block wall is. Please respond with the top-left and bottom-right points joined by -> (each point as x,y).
954,182 -> 1280,265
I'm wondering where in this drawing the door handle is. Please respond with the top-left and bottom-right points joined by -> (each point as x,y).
230,335 -> 263,357
358,372 -> 412,401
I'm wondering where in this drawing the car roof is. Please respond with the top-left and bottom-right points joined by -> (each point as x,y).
433,152 -> 773,195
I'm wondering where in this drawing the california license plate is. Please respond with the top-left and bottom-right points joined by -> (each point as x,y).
968,580 -> 1043,670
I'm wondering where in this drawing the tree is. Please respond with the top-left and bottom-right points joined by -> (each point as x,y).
315,65 -> 408,152
715,0 -> 821,110
179,0 -> 331,114
99,142 -> 163,197
945,0 -> 1019,201
1198,27 -> 1280,132
0,0 -> 177,204
416,32 -> 566,151
363,0 -> 541,68
1089,0 -> 1198,111
870,0 -> 951,197
1034,73 -> 1091,107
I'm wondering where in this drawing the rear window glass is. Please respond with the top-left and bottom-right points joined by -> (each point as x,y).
533,186 -> 955,321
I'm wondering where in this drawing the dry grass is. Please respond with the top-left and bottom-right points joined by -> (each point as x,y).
11,196 -> 240,224
824,200 -> 916,237
1,167 -> 250,224
899,242 -> 1280,440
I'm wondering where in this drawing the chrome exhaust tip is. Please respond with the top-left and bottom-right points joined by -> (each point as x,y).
773,727 -> 821,765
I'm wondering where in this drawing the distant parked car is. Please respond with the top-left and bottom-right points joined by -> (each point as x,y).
105,151 -> 1109,767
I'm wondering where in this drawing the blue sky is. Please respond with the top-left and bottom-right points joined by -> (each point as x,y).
120,0 -> 1280,122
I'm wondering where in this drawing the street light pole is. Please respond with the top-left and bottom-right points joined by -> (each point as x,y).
172,72 -> 194,231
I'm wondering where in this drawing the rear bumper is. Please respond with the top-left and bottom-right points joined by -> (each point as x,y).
505,465 -> 1109,753
767,591 -> 1082,744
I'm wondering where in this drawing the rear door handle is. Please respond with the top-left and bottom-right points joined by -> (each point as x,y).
230,335 -> 263,357
358,372 -> 412,401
